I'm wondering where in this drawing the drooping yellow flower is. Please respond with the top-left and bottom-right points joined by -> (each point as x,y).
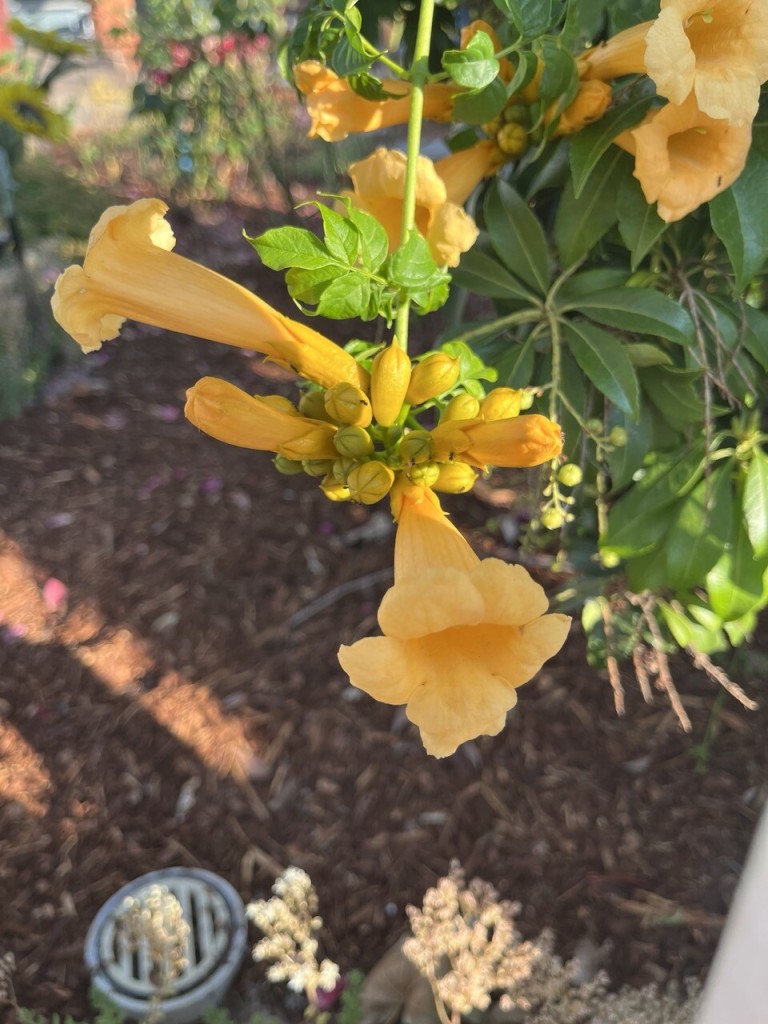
430,413 -> 563,469
579,0 -> 768,126
614,94 -> 752,222
338,487 -> 570,757
345,148 -> 480,267
51,199 -> 367,391
0,83 -> 67,140
548,80 -> 613,136
294,61 -> 456,143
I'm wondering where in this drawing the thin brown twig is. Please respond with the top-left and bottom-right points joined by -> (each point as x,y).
600,599 -> 625,715
631,644 -> 654,704
686,648 -> 759,711
628,592 -> 692,731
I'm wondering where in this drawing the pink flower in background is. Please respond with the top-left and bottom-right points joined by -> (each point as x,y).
42,577 -> 69,613
167,41 -> 193,69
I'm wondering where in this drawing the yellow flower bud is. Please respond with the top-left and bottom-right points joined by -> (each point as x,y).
407,461 -> 441,488
347,461 -> 396,504
440,393 -> 481,423
497,122 -> 529,157
333,425 -> 374,458
480,388 -> 523,421
320,475 -> 351,502
520,389 -> 535,410
406,353 -> 460,406
299,390 -> 334,421
261,395 -> 299,415
274,455 -> 304,475
370,343 -> 412,427
433,462 -> 478,494
324,382 -> 373,427
302,459 -> 335,477
278,426 -> 338,461
400,429 -> 434,465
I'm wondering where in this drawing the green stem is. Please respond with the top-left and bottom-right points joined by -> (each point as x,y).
548,313 -> 562,422
395,0 -> 436,352
449,307 -> 542,346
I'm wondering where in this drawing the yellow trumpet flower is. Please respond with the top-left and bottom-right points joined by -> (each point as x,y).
338,487 -> 570,757
431,414 -> 563,469
51,199 -> 367,392
294,61 -> 456,142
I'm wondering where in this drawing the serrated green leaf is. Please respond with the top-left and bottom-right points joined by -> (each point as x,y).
570,95 -> 654,197
562,320 -> 640,419
389,230 -> 440,289
709,125 -> 768,290
484,179 -> 551,294
411,279 -> 451,314
639,366 -> 705,429
442,31 -> 500,90
286,265 -> 342,304
555,148 -> 628,266
452,77 -> 507,125
250,226 -> 334,271
617,174 -> 668,270
316,205 -> 359,264
743,449 -> 768,558
346,207 -> 389,271
453,246 -> 536,300
664,467 -> 733,591
315,273 -> 371,319
568,287 -> 695,347
706,517 -> 768,621
331,33 -> 372,77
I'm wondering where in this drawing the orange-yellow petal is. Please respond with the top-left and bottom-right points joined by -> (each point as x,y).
378,567 -> 485,640
458,414 -> 563,468
337,636 -> 419,705
471,558 -> 549,624
434,140 -> 506,206
392,488 -> 480,580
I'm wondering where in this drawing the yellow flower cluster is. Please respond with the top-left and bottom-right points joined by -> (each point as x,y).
51,197 -> 568,756
579,0 -> 767,220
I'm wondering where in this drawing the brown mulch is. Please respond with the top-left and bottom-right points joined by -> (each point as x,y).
1,206 -> 766,1019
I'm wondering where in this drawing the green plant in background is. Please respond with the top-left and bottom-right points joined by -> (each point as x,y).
131,0 -> 301,201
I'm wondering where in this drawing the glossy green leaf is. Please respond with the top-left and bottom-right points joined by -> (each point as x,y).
285,265 -> 341,304
743,449 -> 768,558
250,226 -> 333,271
484,180 -> 551,293
626,343 -> 673,367
346,207 -> 389,271
317,205 -> 359,264
452,246 -> 536,300
639,366 -> 705,429
554,269 -> 629,305
617,174 -> 668,269
605,404 -> 651,491
569,95 -> 653,197
554,148 -> 628,266
315,272 -> 371,319
706,517 -> 768,622
562,319 -> 640,418
664,467 -> 733,591
495,0 -> 553,36
452,77 -> 507,124
442,30 -> 500,90
389,231 -> 441,289
570,287 -> 695,347
742,304 -> 768,371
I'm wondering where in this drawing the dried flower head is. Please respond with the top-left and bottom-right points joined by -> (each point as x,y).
116,883 -> 191,992
247,867 -> 340,1003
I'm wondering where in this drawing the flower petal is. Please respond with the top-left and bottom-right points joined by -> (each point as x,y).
337,636 -> 419,705
470,559 -> 550,625
378,567 -> 485,640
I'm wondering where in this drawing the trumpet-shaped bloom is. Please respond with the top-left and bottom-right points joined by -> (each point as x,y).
579,0 -> 768,126
614,94 -> 752,221
433,140 -> 506,206
185,377 -> 339,460
51,199 -> 366,392
338,489 -> 570,757
345,148 -> 481,267
294,61 -> 456,142
430,414 -> 563,469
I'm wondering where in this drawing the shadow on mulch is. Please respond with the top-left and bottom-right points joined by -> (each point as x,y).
0,206 -> 766,1018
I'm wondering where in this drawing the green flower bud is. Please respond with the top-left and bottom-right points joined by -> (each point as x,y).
601,550 -> 621,569
480,387 -> 523,421
347,461 -> 395,504
503,101 -> 530,126
407,461 -> 441,488
332,457 -> 356,484
324,382 -> 372,427
586,417 -> 603,434
433,462 -> 478,494
557,463 -> 583,487
302,459 -> 335,478
406,353 -> 460,406
497,122 -> 529,157
609,426 -> 628,447
299,390 -> 333,422
273,455 -> 304,476
540,507 -> 564,530
333,425 -> 374,458
440,393 -> 481,423
400,429 -> 434,465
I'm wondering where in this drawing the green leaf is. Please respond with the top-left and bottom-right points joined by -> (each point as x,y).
535,38 -> 579,112
316,205 -> 359,264
605,404 -> 651,491
723,609 -> 758,646
658,601 -> 726,655
500,334 -> 537,387
555,148 -> 628,266
286,265 -> 342,304
389,231 -> 441,289
555,269 -> 629,305
639,366 -> 705,429
562,320 -> 640,419
452,246 -> 536,300
442,30 -> 500,90
250,226 -> 333,271
743,449 -> 768,558
706,517 -> 768,621
626,343 -> 673,367
568,287 -> 695,347
569,94 -> 654,197
664,467 -> 733,591
346,207 -> 389,271
315,273 -> 371,319
507,0 -> 554,37
452,77 -> 507,125
617,175 -> 668,270
742,304 -> 768,371
709,125 -> 768,290
484,179 -> 551,294
331,33 -> 373,77
504,48 -> 539,96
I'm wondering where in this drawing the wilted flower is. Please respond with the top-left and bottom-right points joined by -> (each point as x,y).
338,486 -> 570,757
294,61 -> 456,142
614,94 -> 752,221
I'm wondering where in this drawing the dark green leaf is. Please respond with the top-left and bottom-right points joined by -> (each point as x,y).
554,148 -> 628,266
504,48 -> 539,96
626,343 -> 672,367
743,449 -> 768,558
554,269 -> 629,304
484,179 -> 551,294
452,77 -> 507,125
562,320 -> 640,419
250,226 -> 333,271
605,404 -> 651,491
331,34 -> 373,77
706,517 -> 768,622
452,246 -> 536,300
664,467 -> 733,591
442,31 -> 500,90
569,95 -> 653,197
569,286 -> 695,347
639,366 -> 705,429
742,304 -> 768,371
617,174 -> 668,269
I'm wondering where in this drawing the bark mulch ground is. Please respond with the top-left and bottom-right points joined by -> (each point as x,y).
1,206 -> 766,1019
